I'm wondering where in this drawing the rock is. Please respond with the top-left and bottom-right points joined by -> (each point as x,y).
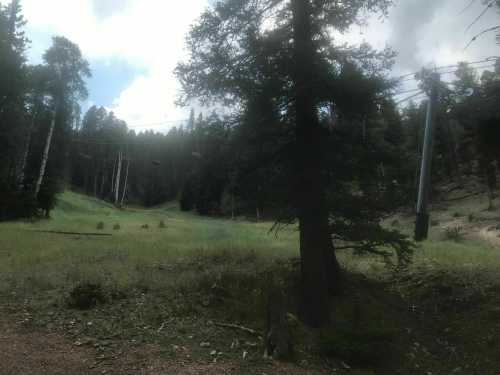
341,361 -> 351,369
230,339 -> 240,349
200,342 -> 211,347
210,350 -> 217,356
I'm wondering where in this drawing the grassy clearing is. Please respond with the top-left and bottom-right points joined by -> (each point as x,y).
1,190 -> 500,373
0,191 -> 298,297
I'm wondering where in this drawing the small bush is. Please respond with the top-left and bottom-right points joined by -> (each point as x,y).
113,223 -> 121,230
468,213 -> 474,223
444,226 -> 464,242
68,282 -> 106,310
141,224 -> 149,229
320,323 -> 395,366
453,212 -> 462,218
96,221 -> 105,230
159,220 -> 166,229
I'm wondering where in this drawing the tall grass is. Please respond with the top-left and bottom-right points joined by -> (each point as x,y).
0,191 -> 298,297
1,190 -> 499,298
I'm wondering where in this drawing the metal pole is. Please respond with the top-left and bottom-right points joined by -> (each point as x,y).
415,73 -> 440,241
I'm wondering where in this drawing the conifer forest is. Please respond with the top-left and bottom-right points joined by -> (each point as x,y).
1,1 -> 500,374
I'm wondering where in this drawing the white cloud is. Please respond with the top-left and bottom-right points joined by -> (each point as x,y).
22,0 -> 208,131
21,0 -> 500,129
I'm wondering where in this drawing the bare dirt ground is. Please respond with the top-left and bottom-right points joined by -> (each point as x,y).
0,318 -> 322,375
0,318 -> 97,375
477,225 -> 500,247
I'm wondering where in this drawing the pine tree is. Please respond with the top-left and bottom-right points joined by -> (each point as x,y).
176,0 -> 398,327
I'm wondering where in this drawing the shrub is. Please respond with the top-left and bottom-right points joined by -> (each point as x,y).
37,178 -> 60,218
0,186 -> 38,221
141,224 -> 149,229
180,178 -> 196,211
159,220 -> 166,229
67,282 -> 106,310
320,322 -> 395,366
96,221 -> 105,230
444,226 -> 464,242
453,212 -> 462,218
468,213 -> 474,223
113,223 -> 121,230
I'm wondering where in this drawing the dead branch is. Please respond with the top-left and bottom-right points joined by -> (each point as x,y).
214,322 -> 261,336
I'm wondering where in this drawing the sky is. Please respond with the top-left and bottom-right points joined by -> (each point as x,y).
19,0 -> 500,132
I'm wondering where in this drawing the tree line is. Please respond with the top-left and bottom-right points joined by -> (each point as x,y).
0,0 -> 89,219
1,0 -> 499,326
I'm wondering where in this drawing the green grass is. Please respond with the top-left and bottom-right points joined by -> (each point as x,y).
2,190 -> 500,373
2,190 -> 500,296
0,191 -> 299,296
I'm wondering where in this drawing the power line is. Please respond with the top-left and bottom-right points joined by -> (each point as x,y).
393,57 -> 499,81
438,63 -> 497,76
395,91 -> 426,105
128,119 -> 188,128
460,0 -> 478,15
466,0 -> 495,32
393,88 -> 422,96
465,25 -> 500,50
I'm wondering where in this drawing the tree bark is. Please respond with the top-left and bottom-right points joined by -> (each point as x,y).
17,113 -> 36,189
34,104 -> 58,199
94,172 -> 98,197
486,160 -> 497,210
120,157 -> 130,206
114,151 -> 122,205
291,0 -> 340,328
100,167 -> 106,198
231,193 -> 235,220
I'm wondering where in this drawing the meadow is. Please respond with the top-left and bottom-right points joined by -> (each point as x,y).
1,190 -> 500,374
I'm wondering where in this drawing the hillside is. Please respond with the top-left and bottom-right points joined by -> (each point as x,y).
0,189 -> 500,374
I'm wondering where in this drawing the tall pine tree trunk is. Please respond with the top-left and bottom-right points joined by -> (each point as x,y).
34,104 -> 57,198
100,168 -> 106,198
94,172 -> 98,197
17,114 -> 36,189
120,157 -> 130,206
114,151 -> 122,205
291,0 -> 340,328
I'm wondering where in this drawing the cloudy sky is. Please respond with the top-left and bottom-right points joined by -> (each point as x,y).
20,0 -> 500,131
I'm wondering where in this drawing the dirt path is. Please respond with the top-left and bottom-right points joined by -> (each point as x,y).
477,226 -> 500,247
0,318 -> 323,375
440,215 -> 500,248
0,319 -> 97,375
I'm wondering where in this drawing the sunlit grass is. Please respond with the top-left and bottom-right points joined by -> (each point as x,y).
1,190 -> 499,298
0,191 -> 299,296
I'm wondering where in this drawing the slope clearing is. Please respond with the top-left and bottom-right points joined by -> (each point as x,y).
0,190 -> 500,374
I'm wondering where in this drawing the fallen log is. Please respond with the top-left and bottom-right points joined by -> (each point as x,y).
27,230 -> 112,237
